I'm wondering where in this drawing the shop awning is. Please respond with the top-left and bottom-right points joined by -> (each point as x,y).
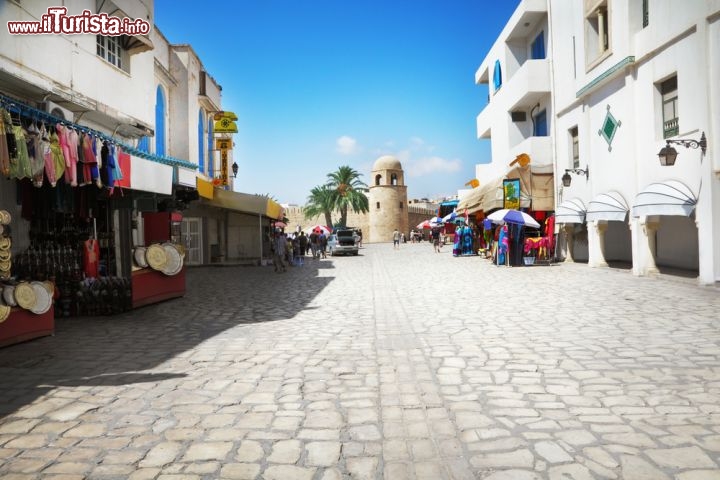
480,176 -> 506,213
555,198 -> 586,224
586,191 -> 629,222
204,189 -> 271,216
632,180 -> 696,218
457,187 -> 484,213
266,199 -> 284,220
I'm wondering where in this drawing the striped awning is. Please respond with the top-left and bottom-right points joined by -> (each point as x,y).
586,191 -> 629,222
632,180 -> 696,218
555,198 -> 586,224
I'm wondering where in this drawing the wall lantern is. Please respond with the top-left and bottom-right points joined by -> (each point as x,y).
658,131 -> 707,166
561,166 -> 589,187
231,161 -> 239,178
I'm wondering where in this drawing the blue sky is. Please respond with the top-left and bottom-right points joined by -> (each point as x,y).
155,1 -> 520,205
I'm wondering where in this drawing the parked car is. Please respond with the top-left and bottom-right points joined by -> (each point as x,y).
328,229 -> 359,256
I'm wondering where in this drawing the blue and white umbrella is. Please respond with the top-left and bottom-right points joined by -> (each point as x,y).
486,209 -> 540,228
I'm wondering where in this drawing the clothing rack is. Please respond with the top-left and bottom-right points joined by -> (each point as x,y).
0,92 -> 196,170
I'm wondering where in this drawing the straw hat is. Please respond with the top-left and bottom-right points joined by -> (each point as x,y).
3,285 -> 17,306
0,236 -> 10,251
0,304 -> 10,323
14,282 -> 37,310
30,282 -> 52,315
161,243 -> 183,276
0,210 -> 10,225
134,246 -> 148,268
146,244 -> 168,270
0,249 -> 11,260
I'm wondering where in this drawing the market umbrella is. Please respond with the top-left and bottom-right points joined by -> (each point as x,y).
487,209 -> 541,228
442,211 -> 458,223
429,216 -> 444,225
416,220 -> 433,229
305,225 -> 331,235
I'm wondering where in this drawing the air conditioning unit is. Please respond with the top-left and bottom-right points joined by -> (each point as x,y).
42,100 -> 74,123
510,111 -> 527,123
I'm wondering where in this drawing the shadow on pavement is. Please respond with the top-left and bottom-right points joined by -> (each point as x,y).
0,259 -> 334,418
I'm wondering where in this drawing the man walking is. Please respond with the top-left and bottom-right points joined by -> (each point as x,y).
273,232 -> 287,273
392,228 -> 400,249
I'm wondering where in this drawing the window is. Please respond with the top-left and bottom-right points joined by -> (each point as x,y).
570,127 -> 579,169
375,174 -> 381,186
391,173 -> 398,185
533,109 -> 548,137
96,35 -> 127,71
642,0 -> 649,28
155,86 -> 166,156
493,60 -> 502,92
531,31 -> 545,60
660,76 -> 678,138
198,109 -> 205,173
399,202 -> 403,210
585,1 -> 610,66
376,202 -> 380,209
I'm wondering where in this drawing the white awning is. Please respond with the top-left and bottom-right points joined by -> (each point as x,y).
586,191 -> 629,222
632,180 -> 697,218
555,198 -> 586,224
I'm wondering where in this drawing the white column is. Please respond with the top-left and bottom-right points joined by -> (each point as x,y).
631,217 -> 660,276
563,224 -> 575,263
695,156 -> 719,285
588,220 -> 608,268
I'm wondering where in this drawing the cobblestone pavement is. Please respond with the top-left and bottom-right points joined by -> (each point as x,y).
0,242 -> 719,479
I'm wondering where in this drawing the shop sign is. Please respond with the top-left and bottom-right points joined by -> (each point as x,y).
216,138 -> 232,187
503,178 -> 521,210
213,111 -> 238,133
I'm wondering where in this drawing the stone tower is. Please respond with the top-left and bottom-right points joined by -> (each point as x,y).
368,155 -> 408,243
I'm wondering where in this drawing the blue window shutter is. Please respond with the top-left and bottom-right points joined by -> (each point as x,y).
155,86 -> 166,156
198,110 -> 205,173
137,136 -> 149,153
493,60 -> 502,91
532,31 -> 545,59
534,110 -> 548,136
207,118 -> 214,177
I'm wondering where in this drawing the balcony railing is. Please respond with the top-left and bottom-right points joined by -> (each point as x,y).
663,117 -> 679,139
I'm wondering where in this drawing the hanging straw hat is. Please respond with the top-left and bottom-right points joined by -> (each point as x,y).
0,210 -> 11,225
0,236 -> 11,251
14,282 -> 37,310
145,244 -> 168,271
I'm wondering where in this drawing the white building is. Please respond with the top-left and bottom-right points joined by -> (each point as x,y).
474,0 -> 719,285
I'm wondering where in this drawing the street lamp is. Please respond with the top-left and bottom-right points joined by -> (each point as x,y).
657,131 -> 707,166
231,161 -> 239,178
561,166 -> 589,187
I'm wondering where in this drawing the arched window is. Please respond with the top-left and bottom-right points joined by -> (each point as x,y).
207,117 -> 214,177
198,109 -> 205,173
391,173 -> 398,185
155,85 -> 166,156
493,60 -> 502,92
375,174 -> 381,186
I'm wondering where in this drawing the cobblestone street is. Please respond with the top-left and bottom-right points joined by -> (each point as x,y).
0,243 -> 719,479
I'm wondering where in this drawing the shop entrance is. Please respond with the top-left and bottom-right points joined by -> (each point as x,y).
181,218 -> 202,265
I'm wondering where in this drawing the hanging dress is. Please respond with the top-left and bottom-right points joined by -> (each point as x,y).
49,129 -> 66,181
0,108 -> 10,177
81,132 -> 97,186
11,124 -> 32,180
57,124 -> 77,186
40,123 -> 57,187
452,226 -> 461,257
1,109 -> 16,177
26,122 -> 44,187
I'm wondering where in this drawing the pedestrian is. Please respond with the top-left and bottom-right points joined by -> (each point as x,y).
309,230 -> 319,258
319,231 -> 328,258
431,227 -> 441,253
401,232 -> 406,243
298,231 -> 308,256
273,232 -> 287,273
392,228 -> 400,249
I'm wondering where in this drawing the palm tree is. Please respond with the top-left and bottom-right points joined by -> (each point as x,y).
304,185 -> 334,228
326,165 -> 369,227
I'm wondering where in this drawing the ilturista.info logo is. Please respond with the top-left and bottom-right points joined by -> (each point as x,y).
7,7 -> 151,35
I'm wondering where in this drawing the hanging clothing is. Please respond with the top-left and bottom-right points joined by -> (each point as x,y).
110,144 -> 123,182
0,108 -> 10,177
452,226 -> 461,257
39,123 -> 57,187
57,124 -> 77,186
83,238 -> 100,278
11,125 -> 32,180
49,129 -> 66,181
26,122 -> 44,187
2,109 -> 17,173
498,225 -> 509,265
80,132 -> 97,186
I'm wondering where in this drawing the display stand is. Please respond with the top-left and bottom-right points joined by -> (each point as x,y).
0,307 -> 55,348
131,267 -> 186,308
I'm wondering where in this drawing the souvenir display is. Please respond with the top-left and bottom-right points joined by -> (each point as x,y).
0,304 -> 10,323
161,243 -> 183,276
30,281 -> 52,315
2,285 -> 17,307
146,244 -> 168,271
14,282 -> 36,310
134,246 -> 148,268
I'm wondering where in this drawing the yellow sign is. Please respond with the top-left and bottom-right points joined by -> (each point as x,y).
215,138 -> 232,150
213,111 -> 238,121
214,117 -> 238,133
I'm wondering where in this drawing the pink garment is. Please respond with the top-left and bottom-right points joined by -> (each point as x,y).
66,127 -> 79,185
81,132 -> 97,185
56,124 -> 76,186
40,124 -> 57,187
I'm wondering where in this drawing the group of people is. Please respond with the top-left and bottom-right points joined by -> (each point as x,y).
271,229 -> 329,273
